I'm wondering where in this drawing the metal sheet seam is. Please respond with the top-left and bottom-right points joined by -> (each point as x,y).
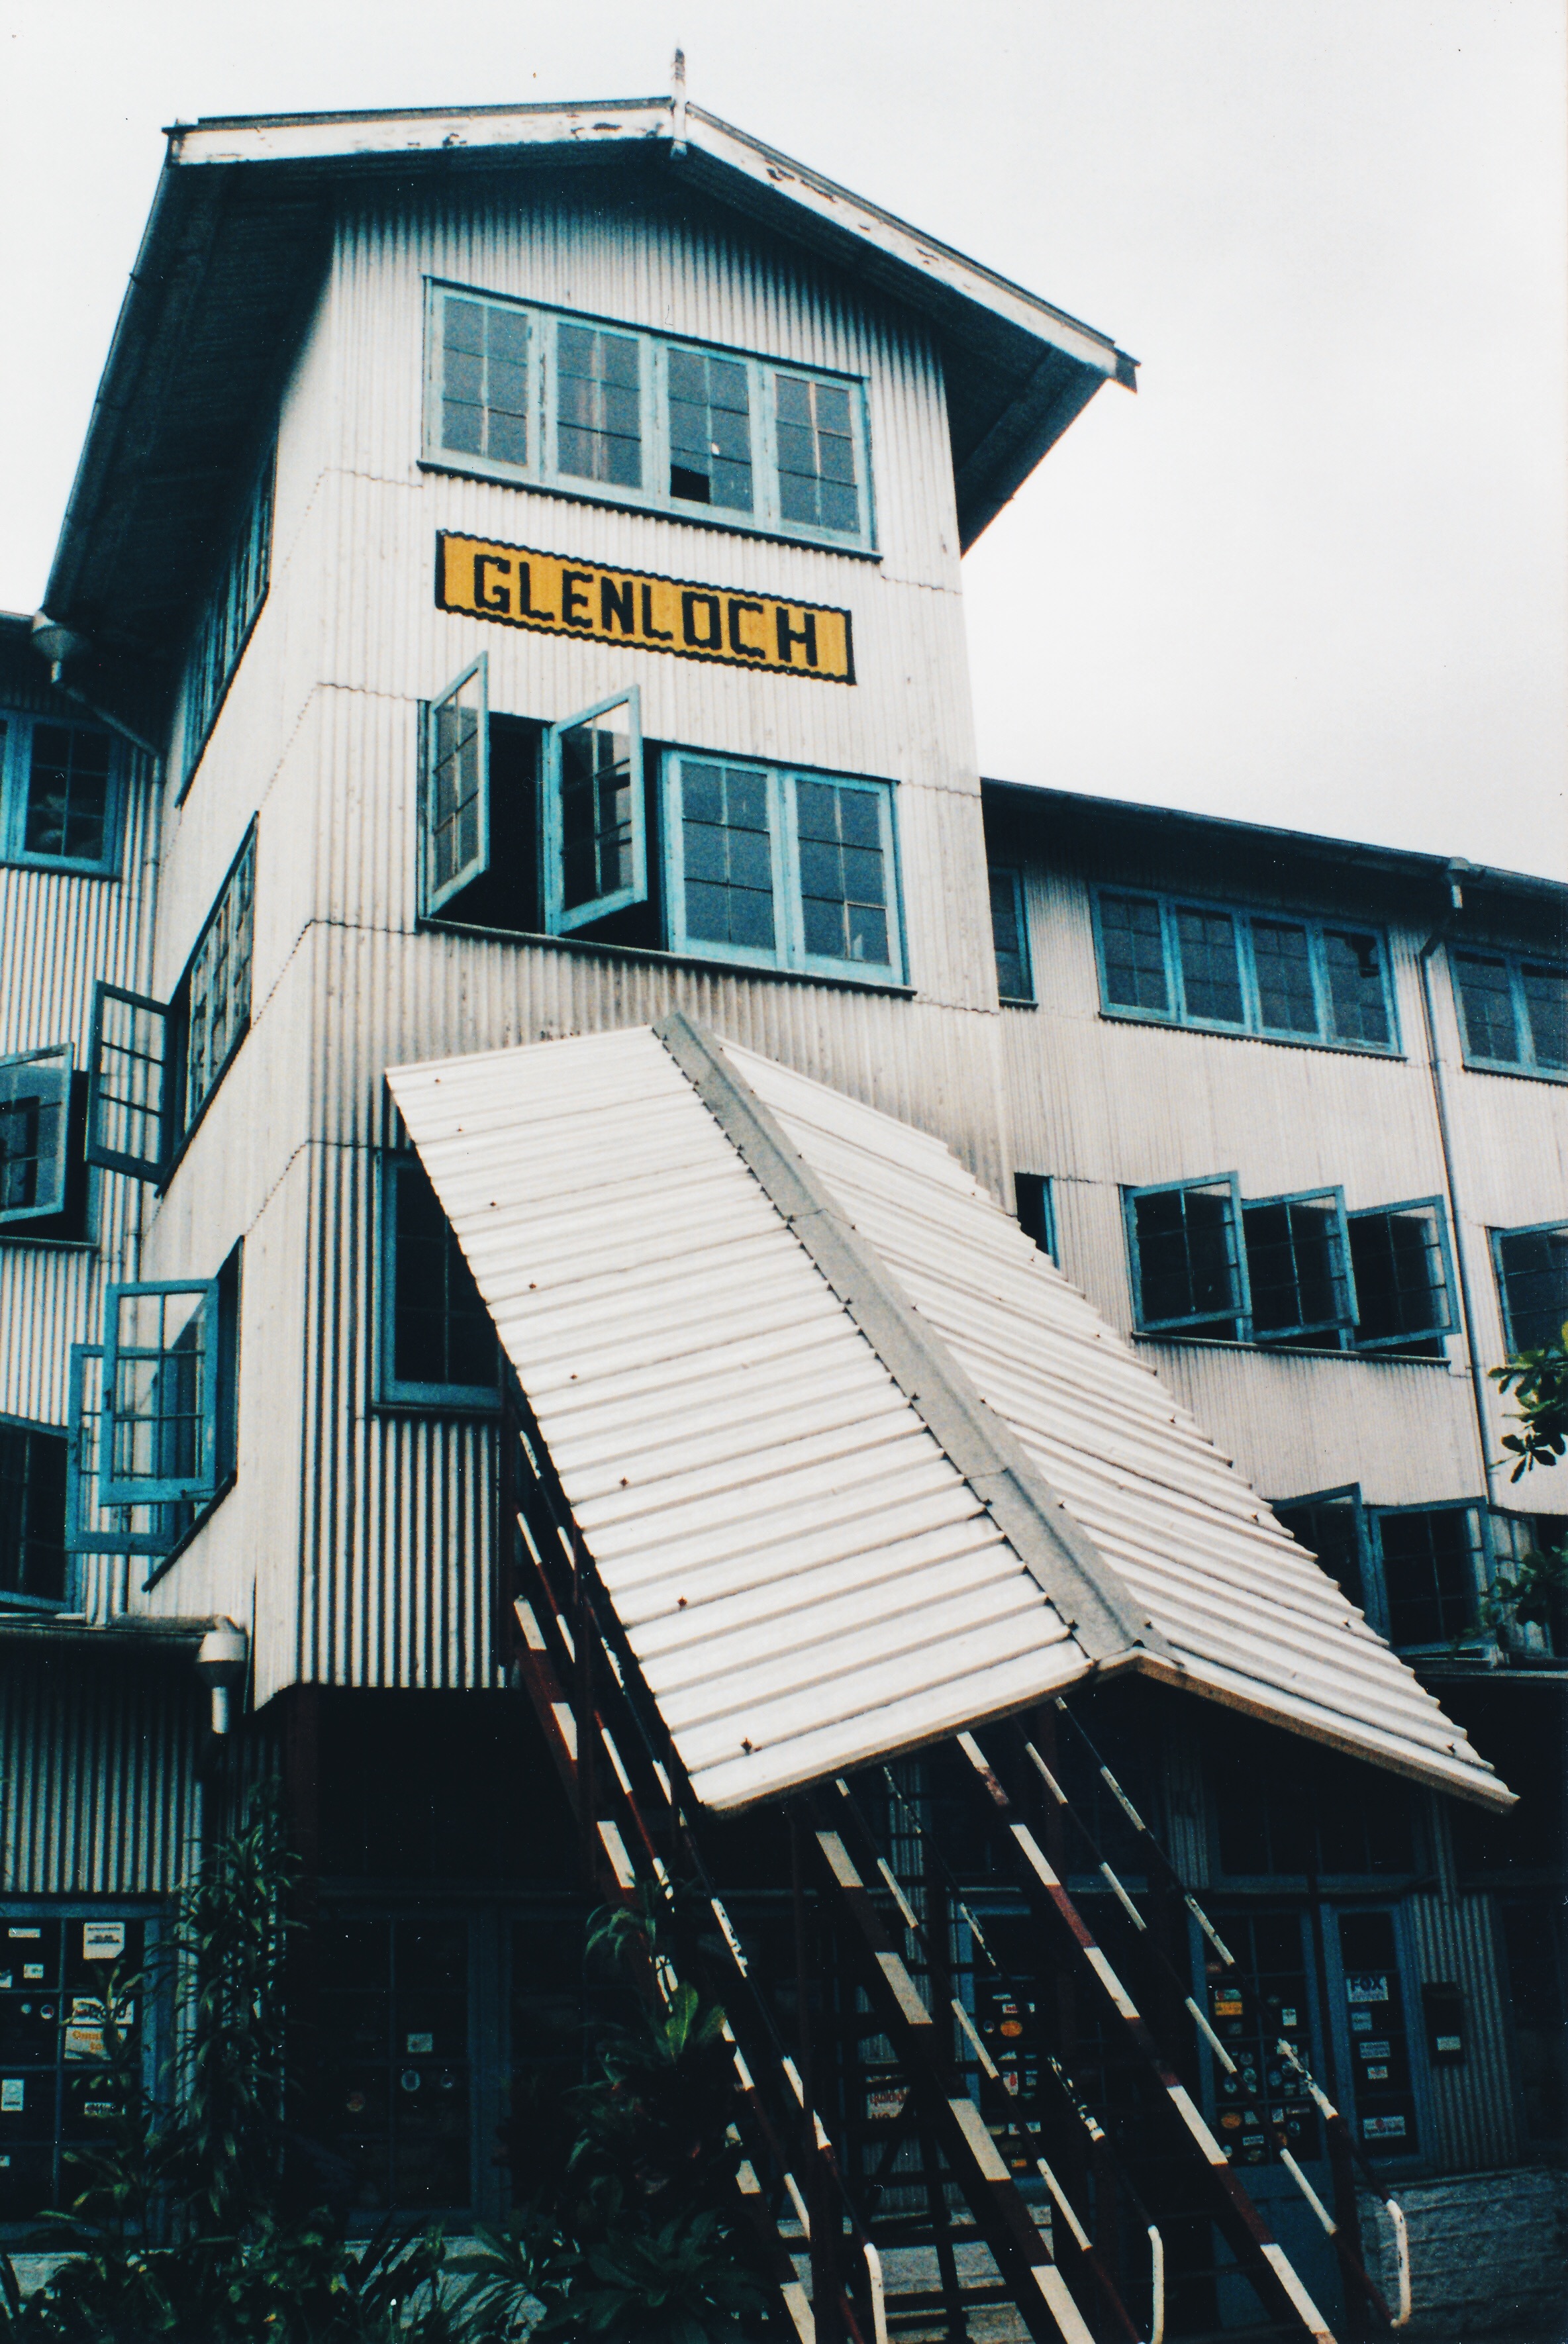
653,1008 -> 1163,1665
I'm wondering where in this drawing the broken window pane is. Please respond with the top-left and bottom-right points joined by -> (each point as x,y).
667,346 -> 752,511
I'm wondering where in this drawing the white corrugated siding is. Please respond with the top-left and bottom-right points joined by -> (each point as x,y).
389,1023 -> 1506,1811
388,1026 -> 1091,1810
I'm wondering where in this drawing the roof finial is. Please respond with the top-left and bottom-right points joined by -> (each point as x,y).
671,46 -> 688,160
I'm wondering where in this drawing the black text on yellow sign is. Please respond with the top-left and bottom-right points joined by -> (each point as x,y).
436,533 -> 855,685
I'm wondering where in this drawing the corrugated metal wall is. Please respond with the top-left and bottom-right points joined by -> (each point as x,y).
1406,1882 -> 1520,2173
0,1645 -> 201,1896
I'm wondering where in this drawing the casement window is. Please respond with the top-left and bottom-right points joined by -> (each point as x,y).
426,285 -> 875,551
417,664 -> 905,983
1124,1176 -> 1250,1340
1014,1173 -> 1057,1263
989,868 -> 1032,1002
1371,1503 -> 1487,1649
1491,1222 -> 1568,1357
0,710 -> 120,875
1346,1198 -> 1455,1355
379,1158 -> 499,1410
1271,1487 -> 1369,1614
85,826 -> 256,1183
0,1420 -> 68,1606
1092,889 -> 1398,1053
1451,950 -> 1566,1078
62,1246 -> 241,1577
0,1914 -> 148,2220
1127,1178 -> 1451,1355
173,454 -> 274,799
0,1049 -> 76,1236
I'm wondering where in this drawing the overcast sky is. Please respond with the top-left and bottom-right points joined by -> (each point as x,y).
3,0 -> 1563,878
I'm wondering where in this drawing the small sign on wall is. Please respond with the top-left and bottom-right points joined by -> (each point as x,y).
437,532 -> 855,684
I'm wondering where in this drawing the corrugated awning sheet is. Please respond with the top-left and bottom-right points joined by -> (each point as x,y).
387,1022 -> 1508,1814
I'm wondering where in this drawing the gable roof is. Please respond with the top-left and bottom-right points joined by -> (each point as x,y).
387,1013 -> 1509,1815
42,94 -> 1133,695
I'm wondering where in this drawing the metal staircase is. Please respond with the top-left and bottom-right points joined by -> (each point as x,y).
495,1384 -> 1406,2343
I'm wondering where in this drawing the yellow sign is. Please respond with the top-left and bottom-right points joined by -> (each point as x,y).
436,533 -> 855,685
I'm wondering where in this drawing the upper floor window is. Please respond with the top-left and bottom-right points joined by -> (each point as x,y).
0,712 -> 120,875
417,663 -> 905,985
0,1419 -> 68,1606
1492,1222 -> 1568,1357
85,826 -> 256,1185
427,285 -> 875,553
173,452 -> 274,801
1124,1173 -> 1454,1355
1014,1172 -> 1057,1263
989,868 -> 1033,1002
0,1050 -> 72,1233
379,1157 -> 498,1411
1451,950 -> 1566,1079
1273,1484 -> 1491,1654
1092,888 -> 1398,1053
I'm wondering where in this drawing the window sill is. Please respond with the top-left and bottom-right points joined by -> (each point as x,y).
1132,1333 -> 1454,1367
0,854 -> 120,880
421,914 -> 917,998
418,457 -> 883,562
1457,1056 -> 1567,1086
371,1394 -> 503,1418
0,1233 -> 96,1253
1097,1006 -> 1404,1061
999,994 -> 1037,1010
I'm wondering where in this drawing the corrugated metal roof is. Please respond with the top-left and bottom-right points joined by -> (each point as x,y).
387,1017 -> 1510,1813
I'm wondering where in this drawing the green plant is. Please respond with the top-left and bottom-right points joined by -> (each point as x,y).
1491,1330 -> 1568,1480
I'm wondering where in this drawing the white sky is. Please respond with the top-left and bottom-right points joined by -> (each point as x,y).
3,0 -> 1564,879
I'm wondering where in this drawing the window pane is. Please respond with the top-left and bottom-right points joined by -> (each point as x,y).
1174,906 -> 1244,1024
558,703 -> 636,914
428,665 -> 487,910
179,457 -> 273,794
1244,1197 -> 1350,1338
679,761 -> 775,951
1099,895 -> 1169,1014
773,373 -> 860,533
1454,953 -> 1518,1063
1323,930 -> 1391,1046
1251,920 -> 1318,1034
556,324 -> 642,488
22,725 -> 112,865
0,1426 -> 68,1602
1379,1509 -> 1479,1647
1496,1226 -> 1568,1355
1520,963 -> 1567,1072
185,833 -> 256,1130
393,1163 -> 495,1393
88,990 -> 170,1176
667,348 -> 752,512
0,1053 -> 69,1220
108,1287 -> 209,1494
793,781 -> 890,965
989,870 -> 1030,1000
1273,1496 -> 1365,1609
1132,1183 -> 1243,1334
1349,1206 -> 1450,1345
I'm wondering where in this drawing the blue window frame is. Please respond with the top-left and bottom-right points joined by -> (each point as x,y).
1124,1174 -> 1250,1339
544,689 -> 646,936
1369,1502 -> 1487,1650
1491,1222 -> 1568,1357
1452,950 -> 1566,1079
989,868 -> 1033,1002
1091,888 -> 1398,1053
1346,1197 -> 1455,1355
85,825 -> 256,1186
0,709 -> 121,876
99,1281 -> 219,1507
173,452 -> 274,801
1271,1485 -> 1371,1616
0,1050 -> 72,1229
425,283 -> 876,553
1241,1188 -> 1357,1345
662,753 -> 903,981
1014,1173 -> 1057,1263
378,1157 -> 499,1411
423,657 -> 490,916
0,1416 -> 68,1607
64,1345 -> 166,1565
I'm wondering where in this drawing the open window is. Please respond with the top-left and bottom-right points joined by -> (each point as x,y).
1347,1198 -> 1455,1355
378,1157 -> 499,1410
1124,1175 -> 1250,1340
0,1048 -> 74,1232
424,656 -> 489,913
64,1345 -> 166,1563
100,1281 -> 219,1506
1014,1172 -> 1057,1263
989,869 -> 1032,1002
0,1418 -> 68,1606
1491,1222 -> 1568,1356
1271,1486 -> 1370,1613
543,689 -> 646,934
1241,1187 -> 1357,1346
85,827 -> 256,1184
